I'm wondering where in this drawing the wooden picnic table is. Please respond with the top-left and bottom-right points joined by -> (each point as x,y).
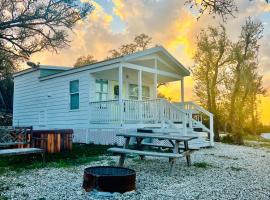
108,132 -> 198,175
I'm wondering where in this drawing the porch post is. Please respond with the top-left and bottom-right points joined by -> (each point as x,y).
119,65 -> 123,125
138,70 -> 143,124
154,58 -> 158,99
138,70 -> 142,101
181,78 -> 184,102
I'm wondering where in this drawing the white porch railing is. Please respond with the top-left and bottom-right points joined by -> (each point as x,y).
89,99 -> 188,133
89,100 -> 121,123
174,101 -> 214,146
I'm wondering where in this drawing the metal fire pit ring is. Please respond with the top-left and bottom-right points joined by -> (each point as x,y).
83,166 -> 136,193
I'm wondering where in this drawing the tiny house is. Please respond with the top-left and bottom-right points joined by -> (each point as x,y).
13,46 -> 214,147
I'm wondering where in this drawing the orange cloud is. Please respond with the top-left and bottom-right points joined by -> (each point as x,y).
27,0 -> 270,124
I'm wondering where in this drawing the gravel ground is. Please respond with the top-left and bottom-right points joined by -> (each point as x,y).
1,143 -> 270,200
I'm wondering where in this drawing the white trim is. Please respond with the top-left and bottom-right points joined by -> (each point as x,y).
15,46 -> 189,80
39,65 -> 71,70
39,63 -> 120,81
138,70 -> 142,101
123,62 -> 182,79
119,64 -> 123,125
154,58 -> 158,98
181,78 -> 184,102
13,68 -> 38,77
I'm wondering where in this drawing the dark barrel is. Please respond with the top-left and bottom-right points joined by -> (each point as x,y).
83,166 -> 136,193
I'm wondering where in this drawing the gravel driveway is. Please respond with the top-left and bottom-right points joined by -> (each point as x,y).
1,143 -> 269,200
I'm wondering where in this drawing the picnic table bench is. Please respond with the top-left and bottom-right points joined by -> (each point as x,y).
0,126 -> 46,166
0,148 -> 45,167
108,132 -> 198,175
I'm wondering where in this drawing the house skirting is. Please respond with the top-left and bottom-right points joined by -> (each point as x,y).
73,128 -> 137,145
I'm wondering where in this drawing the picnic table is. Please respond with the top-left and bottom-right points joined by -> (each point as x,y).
0,126 -> 46,166
108,132 -> 198,175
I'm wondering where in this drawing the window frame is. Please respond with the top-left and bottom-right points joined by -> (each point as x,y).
95,79 -> 108,101
69,79 -> 80,110
128,83 -> 150,100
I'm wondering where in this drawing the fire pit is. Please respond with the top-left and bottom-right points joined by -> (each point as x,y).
83,166 -> 136,193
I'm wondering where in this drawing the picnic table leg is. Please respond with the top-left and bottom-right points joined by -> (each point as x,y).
41,152 -> 45,167
119,137 -> 130,167
184,141 -> 191,166
169,140 -> 180,175
136,138 -> 145,160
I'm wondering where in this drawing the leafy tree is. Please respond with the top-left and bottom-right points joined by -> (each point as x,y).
0,0 -> 93,123
228,18 -> 264,144
192,25 -> 232,141
0,0 -> 93,61
74,55 -> 97,67
0,52 -> 17,112
192,18 -> 265,144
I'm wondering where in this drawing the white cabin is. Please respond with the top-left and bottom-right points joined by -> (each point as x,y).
13,46 -> 214,148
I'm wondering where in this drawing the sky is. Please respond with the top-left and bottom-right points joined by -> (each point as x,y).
30,0 -> 270,125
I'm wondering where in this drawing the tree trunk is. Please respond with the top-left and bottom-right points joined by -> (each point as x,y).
0,90 -> 6,110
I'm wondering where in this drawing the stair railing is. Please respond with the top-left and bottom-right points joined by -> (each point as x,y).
174,101 -> 214,146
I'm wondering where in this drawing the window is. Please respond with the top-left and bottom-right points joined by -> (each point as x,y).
96,79 -> 108,101
129,84 -> 138,100
70,80 -> 79,110
128,84 -> 150,100
114,85 -> 119,99
142,86 -> 150,99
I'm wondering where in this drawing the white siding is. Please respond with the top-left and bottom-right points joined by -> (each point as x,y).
13,70 -> 93,130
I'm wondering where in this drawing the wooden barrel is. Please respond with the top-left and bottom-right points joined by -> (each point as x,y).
31,129 -> 73,153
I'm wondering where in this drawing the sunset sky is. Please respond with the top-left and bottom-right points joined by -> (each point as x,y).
30,0 -> 270,125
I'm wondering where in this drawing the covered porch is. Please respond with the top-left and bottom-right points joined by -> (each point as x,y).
89,58 -> 185,125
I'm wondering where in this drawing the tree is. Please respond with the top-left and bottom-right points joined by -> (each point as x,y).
119,43 -> 137,55
0,51 -> 17,112
134,33 -> 152,51
186,0 -> 269,21
192,19 -> 265,144
0,0 -> 93,122
0,0 -> 93,61
108,33 -> 152,58
192,25 -> 232,141
108,49 -> 122,59
228,18 -> 264,143
74,55 -> 97,67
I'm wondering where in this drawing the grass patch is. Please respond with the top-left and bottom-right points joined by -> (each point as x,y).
0,195 -> 9,200
193,162 -> 211,168
0,144 -> 109,175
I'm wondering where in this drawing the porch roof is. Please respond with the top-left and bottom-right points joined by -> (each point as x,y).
17,45 -> 190,80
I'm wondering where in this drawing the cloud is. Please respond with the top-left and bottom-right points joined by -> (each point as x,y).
28,0 -> 270,124
30,1 -> 130,66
